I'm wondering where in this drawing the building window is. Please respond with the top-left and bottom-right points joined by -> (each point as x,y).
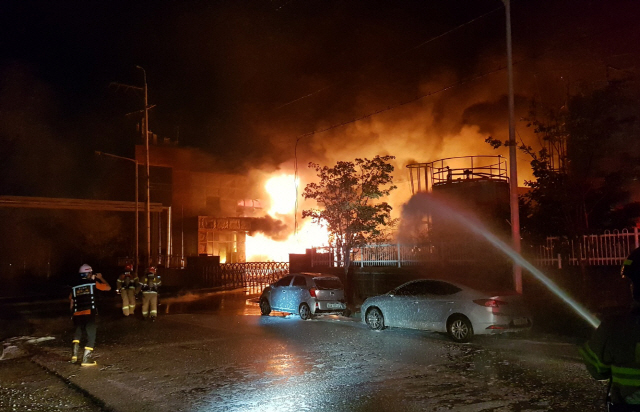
204,230 -> 239,263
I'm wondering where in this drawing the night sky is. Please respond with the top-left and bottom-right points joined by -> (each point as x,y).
1,0 -> 639,199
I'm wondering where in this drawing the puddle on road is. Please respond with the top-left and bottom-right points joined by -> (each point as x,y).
162,289 -> 262,316
161,289 -> 304,318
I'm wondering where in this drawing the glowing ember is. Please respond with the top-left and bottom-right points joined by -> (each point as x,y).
246,174 -> 329,262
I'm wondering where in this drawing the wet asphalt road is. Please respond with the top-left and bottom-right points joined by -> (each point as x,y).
3,289 -> 607,412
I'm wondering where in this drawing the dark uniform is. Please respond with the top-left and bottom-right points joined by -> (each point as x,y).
581,247 -> 640,410
70,264 -> 111,366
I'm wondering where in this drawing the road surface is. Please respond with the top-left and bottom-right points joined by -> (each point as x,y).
1,290 -> 606,411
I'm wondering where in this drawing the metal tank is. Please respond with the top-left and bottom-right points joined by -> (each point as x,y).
406,156 -> 511,236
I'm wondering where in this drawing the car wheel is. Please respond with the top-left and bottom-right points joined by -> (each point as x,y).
365,307 -> 385,330
447,315 -> 474,343
259,298 -> 271,316
299,303 -> 312,320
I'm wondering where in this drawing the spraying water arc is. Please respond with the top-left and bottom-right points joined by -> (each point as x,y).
402,193 -> 601,329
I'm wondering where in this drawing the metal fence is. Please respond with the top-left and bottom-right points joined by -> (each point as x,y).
236,262 -> 289,295
191,261 -> 288,294
310,228 -> 640,269
533,228 -> 640,268
311,244 -> 440,268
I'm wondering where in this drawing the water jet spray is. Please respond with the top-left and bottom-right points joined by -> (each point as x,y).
401,193 -> 600,329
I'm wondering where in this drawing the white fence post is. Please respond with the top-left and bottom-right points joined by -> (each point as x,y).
635,227 -> 639,249
397,243 -> 401,268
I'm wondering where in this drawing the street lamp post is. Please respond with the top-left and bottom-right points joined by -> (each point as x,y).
502,0 -> 522,293
136,65 -> 152,267
95,151 -> 139,269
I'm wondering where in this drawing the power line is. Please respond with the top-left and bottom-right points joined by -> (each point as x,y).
274,6 -> 503,112
291,2 -> 640,235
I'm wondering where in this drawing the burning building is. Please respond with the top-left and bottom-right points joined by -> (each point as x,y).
135,144 -> 264,264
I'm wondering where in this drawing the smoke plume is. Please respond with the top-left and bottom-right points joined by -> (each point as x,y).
248,215 -> 289,241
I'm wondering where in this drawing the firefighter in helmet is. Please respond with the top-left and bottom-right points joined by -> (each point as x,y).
69,264 -> 111,366
140,266 -> 161,321
116,263 -> 140,317
580,247 -> 640,410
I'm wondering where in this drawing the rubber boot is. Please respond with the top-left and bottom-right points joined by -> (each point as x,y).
71,340 -> 80,363
81,347 -> 96,366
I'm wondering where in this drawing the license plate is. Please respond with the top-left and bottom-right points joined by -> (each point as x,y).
327,303 -> 343,309
513,317 -> 528,326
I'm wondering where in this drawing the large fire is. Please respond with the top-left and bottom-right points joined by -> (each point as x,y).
246,174 -> 329,262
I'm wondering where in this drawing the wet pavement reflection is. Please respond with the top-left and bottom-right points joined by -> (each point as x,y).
161,289 -> 260,316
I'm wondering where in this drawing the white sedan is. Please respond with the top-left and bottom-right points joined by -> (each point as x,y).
361,279 -> 532,342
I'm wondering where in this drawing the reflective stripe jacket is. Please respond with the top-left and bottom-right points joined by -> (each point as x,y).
70,276 -> 110,316
117,272 -> 140,293
580,309 -> 640,405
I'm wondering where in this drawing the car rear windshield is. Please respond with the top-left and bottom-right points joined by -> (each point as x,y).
313,277 -> 343,290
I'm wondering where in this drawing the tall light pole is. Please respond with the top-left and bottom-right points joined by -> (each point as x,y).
503,0 -> 522,293
95,151 -> 139,269
136,65 -> 152,267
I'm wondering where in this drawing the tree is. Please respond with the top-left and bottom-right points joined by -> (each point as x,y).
487,81 -> 640,241
302,155 -> 397,284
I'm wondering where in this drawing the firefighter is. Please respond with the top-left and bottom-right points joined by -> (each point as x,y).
140,266 -> 161,321
116,263 -> 139,316
69,264 -> 111,366
580,247 -> 640,410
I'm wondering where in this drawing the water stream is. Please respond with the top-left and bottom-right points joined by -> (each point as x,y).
402,193 -> 601,329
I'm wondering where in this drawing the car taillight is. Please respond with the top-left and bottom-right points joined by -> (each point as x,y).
473,299 -> 507,307
309,288 -> 317,297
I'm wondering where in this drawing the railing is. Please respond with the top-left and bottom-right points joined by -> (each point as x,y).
232,262 -> 289,295
406,155 -> 507,195
310,229 -> 640,269
311,243 -> 468,268
533,228 -> 640,268
430,155 -> 508,185
195,261 -> 289,294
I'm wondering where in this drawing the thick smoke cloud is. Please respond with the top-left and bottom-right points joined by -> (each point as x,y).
248,215 -> 289,241
2,0 -> 639,249
255,0 -> 640,221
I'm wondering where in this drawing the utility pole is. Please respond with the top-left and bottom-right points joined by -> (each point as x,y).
110,70 -> 158,271
503,0 -> 522,293
95,151 -> 139,269
136,65 -> 152,267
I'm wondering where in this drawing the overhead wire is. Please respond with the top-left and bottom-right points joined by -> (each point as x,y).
276,5 -> 503,112
292,2 -> 640,236
291,5 -> 505,235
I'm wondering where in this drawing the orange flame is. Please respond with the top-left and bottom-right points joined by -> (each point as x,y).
246,174 -> 329,262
